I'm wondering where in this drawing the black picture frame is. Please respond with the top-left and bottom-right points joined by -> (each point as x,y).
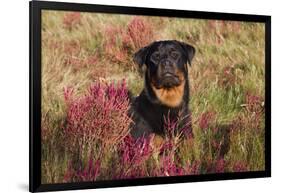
29,1 -> 271,192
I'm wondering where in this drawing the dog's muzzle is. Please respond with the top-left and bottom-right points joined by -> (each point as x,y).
160,72 -> 181,88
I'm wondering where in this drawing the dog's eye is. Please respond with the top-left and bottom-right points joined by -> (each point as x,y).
152,52 -> 160,61
171,51 -> 179,59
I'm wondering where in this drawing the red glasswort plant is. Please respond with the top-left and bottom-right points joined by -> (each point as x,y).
63,12 -> 81,30
113,134 -> 154,179
63,156 -> 101,182
122,16 -> 154,51
163,111 -> 193,139
151,155 -> 201,177
119,135 -> 153,166
104,16 -> 155,68
63,79 -> 132,155
245,92 -> 264,114
232,161 -> 248,172
198,111 -> 216,131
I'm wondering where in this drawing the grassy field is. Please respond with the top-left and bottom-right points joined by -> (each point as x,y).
41,10 -> 265,183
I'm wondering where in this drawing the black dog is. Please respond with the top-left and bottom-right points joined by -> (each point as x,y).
129,40 -> 195,138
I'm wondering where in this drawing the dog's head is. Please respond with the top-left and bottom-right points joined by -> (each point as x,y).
134,40 -> 195,89
133,40 -> 195,107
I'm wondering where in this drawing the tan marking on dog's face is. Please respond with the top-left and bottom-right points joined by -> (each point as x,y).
151,71 -> 185,107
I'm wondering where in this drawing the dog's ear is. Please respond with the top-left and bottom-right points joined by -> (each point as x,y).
177,41 -> 195,66
133,46 -> 150,73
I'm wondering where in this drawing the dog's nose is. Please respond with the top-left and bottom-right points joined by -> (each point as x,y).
164,60 -> 172,66
162,60 -> 173,72
164,60 -> 171,66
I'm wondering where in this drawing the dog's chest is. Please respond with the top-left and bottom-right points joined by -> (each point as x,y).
134,96 -> 184,134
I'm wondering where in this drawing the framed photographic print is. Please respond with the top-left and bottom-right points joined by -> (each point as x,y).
29,0 -> 271,192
